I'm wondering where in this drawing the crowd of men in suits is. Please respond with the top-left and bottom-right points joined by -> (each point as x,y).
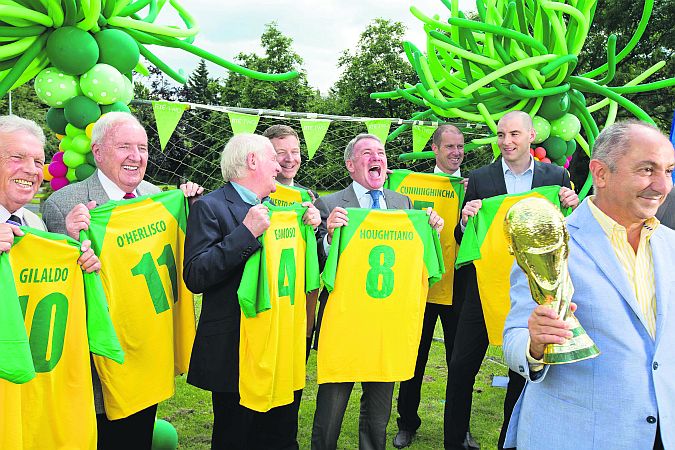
0,110 -> 673,450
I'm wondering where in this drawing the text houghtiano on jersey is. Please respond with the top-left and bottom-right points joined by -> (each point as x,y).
0,228 -> 123,449
237,203 -> 320,412
318,208 -> 444,384
82,189 -> 196,419
269,183 -> 312,207
386,169 -> 465,305
456,185 -> 567,345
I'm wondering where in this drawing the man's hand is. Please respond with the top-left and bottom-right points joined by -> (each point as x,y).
77,240 -> 101,273
302,202 -> 321,229
179,181 -> 204,198
65,200 -> 96,240
326,207 -> 348,244
242,204 -> 270,238
427,207 -> 444,232
461,178 -> 469,189
461,199 -> 482,226
559,186 -> 579,210
528,303 -> 576,360
0,223 -> 23,252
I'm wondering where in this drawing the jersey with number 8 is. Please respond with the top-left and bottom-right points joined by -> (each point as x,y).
83,189 -> 196,419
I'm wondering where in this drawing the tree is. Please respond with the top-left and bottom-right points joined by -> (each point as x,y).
221,22 -> 316,112
331,19 -> 419,119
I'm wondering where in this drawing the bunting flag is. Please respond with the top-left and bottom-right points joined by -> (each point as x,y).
300,119 -> 331,159
412,124 -> 437,153
364,119 -> 391,145
152,101 -> 188,152
228,112 -> 260,135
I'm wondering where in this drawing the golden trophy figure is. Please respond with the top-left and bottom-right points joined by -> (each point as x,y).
504,197 -> 599,364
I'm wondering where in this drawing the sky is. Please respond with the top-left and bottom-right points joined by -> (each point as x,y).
152,0 -> 476,94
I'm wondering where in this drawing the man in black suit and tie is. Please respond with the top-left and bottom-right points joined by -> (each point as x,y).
310,134 -> 445,450
183,133 -> 320,450
445,111 -> 579,450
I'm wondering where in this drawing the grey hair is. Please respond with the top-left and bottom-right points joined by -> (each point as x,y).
220,133 -> 272,182
593,120 -> 662,171
432,124 -> 463,147
0,115 -> 45,145
91,112 -> 144,147
343,133 -> 383,162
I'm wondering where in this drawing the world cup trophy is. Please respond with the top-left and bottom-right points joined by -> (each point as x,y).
504,197 -> 599,364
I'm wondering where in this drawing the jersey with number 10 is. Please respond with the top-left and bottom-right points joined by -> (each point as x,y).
0,228 -> 123,450
318,208 -> 444,384
456,185 -> 565,345
386,169 -> 465,305
237,203 -> 320,412
269,183 -> 312,207
83,189 -> 196,419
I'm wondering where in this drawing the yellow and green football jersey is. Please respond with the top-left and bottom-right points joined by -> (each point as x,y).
269,183 -> 312,207
0,228 -> 122,450
82,189 -> 196,419
456,185 -> 567,345
317,208 -> 444,384
237,203 -> 320,412
386,169 -> 465,305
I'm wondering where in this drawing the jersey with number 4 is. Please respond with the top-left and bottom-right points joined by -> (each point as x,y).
83,189 -> 196,419
237,203 -> 320,412
0,228 -> 123,450
318,208 -> 444,384
386,169 -> 465,305
456,185 -> 565,345
269,183 -> 312,207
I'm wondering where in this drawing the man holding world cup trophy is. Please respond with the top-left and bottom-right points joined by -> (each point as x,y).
502,120 -> 675,450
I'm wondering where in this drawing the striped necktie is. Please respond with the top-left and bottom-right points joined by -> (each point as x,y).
6,214 -> 21,226
368,190 -> 382,209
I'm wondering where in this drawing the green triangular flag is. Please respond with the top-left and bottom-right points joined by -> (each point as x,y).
300,119 -> 331,159
364,119 -> 391,144
152,101 -> 188,152
228,112 -> 260,135
412,124 -> 437,153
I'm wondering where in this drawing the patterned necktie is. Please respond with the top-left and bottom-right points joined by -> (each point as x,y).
368,190 -> 382,209
123,192 -> 136,200
6,214 -> 21,226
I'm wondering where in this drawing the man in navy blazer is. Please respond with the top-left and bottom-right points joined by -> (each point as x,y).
504,120 -> 675,449
183,133 -> 320,450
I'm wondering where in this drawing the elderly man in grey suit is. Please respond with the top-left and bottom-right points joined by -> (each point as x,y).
0,115 -> 99,273
310,134 -> 445,450
656,192 -> 675,229
42,111 -> 203,450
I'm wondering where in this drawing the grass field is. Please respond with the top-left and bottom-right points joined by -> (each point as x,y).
158,319 -> 509,450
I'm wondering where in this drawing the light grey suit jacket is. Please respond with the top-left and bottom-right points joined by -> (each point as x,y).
22,209 -> 46,231
42,170 -> 160,235
656,192 -> 675,230
503,199 -> 675,449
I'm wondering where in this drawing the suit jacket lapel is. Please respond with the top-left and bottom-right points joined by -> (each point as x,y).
341,183 -> 360,208
531,161 -> 545,188
488,159 -> 507,196
569,202 -> 652,333
87,172 -> 111,206
650,230 -> 672,346
223,183 -> 251,225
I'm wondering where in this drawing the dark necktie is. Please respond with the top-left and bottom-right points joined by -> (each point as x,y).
123,192 -> 136,199
368,190 -> 382,209
6,214 -> 21,226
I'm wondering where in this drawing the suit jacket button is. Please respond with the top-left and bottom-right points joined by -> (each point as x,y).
518,365 -> 525,373
652,361 -> 658,370
646,416 -> 657,424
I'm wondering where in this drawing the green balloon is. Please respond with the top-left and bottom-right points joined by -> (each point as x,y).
95,29 -> 141,74
66,167 -> 78,182
532,116 -> 551,144
46,108 -> 68,134
566,139 -> 577,157
71,134 -> 91,154
46,27 -> 99,75
85,151 -> 96,166
553,156 -> 567,166
34,67 -> 81,107
541,136 -> 567,161
101,101 -> 131,114
119,75 -> 134,105
75,163 -> 96,180
65,123 -> 85,136
59,135 -> 73,153
80,64 -> 126,105
63,150 -> 86,168
538,93 -> 570,121
550,113 -> 582,141
64,96 -> 101,129
152,419 -> 178,450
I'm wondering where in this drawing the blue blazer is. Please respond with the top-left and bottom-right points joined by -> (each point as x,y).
503,199 -> 675,449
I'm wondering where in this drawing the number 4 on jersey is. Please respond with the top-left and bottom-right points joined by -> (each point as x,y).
277,248 -> 296,305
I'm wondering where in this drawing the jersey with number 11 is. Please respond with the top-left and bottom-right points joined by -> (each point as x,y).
83,189 -> 196,419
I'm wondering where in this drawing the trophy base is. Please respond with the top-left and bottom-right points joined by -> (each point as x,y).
543,316 -> 600,365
